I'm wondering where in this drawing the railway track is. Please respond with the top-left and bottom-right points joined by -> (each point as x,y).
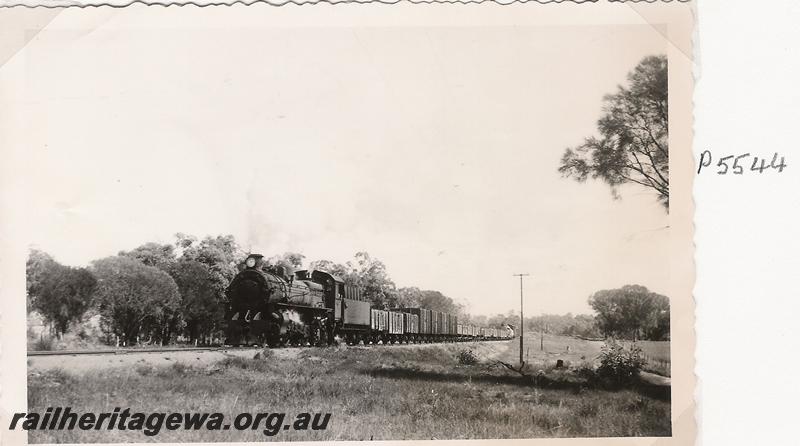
27,338 -> 511,357
26,346 -> 233,357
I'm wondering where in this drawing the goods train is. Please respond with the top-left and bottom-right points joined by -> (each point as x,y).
224,254 -> 514,347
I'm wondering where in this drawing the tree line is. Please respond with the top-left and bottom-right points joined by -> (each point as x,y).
27,234 -> 670,346
470,311 -> 604,340
458,285 -> 670,342
26,235 -> 466,346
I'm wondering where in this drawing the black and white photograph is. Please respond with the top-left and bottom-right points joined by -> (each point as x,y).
0,3 -> 695,444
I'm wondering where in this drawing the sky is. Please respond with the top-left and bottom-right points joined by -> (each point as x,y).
4,11 -> 670,317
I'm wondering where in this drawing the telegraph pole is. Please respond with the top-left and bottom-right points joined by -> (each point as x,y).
513,273 -> 530,365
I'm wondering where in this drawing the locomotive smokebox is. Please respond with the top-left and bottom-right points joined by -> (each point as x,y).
244,254 -> 264,269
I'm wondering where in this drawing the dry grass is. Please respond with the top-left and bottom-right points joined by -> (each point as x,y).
514,332 -> 671,377
28,337 -> 670,443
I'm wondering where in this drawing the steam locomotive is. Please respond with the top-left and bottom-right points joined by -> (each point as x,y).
224,254 -> 514,347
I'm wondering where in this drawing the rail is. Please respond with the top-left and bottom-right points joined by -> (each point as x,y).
28,337 -> 513,357
27,346 -> 229,357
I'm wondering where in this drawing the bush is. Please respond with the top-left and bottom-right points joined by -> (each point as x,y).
168,362 -> 192,375
218,356 -> 274,373
32,336 -> 54,351
596,340 -> 646,385
457,349 -> 478,365
135,363 -> 155,376
254,348 -> 274,360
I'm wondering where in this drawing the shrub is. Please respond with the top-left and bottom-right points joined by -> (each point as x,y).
254,348 -> 274,360
172,362 -> 192,374
155,362 -> 194,378
596,340 -> 646,385
218,355 -> 273,373
32,336 -> 54,351
573,363 -> 596,381
218,356 -> 251,369
457,349 -> 478,365
135,363 -> 154,376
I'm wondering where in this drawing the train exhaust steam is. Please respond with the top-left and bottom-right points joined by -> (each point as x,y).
283,310 -> 304,326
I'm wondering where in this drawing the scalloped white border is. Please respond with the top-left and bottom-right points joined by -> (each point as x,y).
0,2 -> 695,445
0,0 -> 690,10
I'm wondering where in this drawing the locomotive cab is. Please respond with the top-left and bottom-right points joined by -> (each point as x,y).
295,269 -> 344,322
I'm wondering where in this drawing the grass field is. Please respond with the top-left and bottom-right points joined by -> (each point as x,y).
498,332 -> 670,377
28,334 -> 671,442
635,340 -> 671,377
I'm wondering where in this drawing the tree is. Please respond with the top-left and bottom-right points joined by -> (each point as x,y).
395,287 -> 423,308
521,313 -> 602,338
308,259 -> 350,279
647,295 -> 670,341
26,248 -> 58,311
418,289 -> 463,315
175,232 -> 197,249
572,314 -> 603,339
469,314 -> 488,327
92,256 -> 181,345
333,252 -> 395,306
559,55 -> 669,209
119,242 -> 177,270
266,252 -> 306,270
177,234 -> 244,303
487,312 -> 513,328
168,260 -> 220,343
588,284 -> 669,341
310,254 -> 465,315
310,252 -> 396,306
174,234 -> 244,340
30,263 -> 97,337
